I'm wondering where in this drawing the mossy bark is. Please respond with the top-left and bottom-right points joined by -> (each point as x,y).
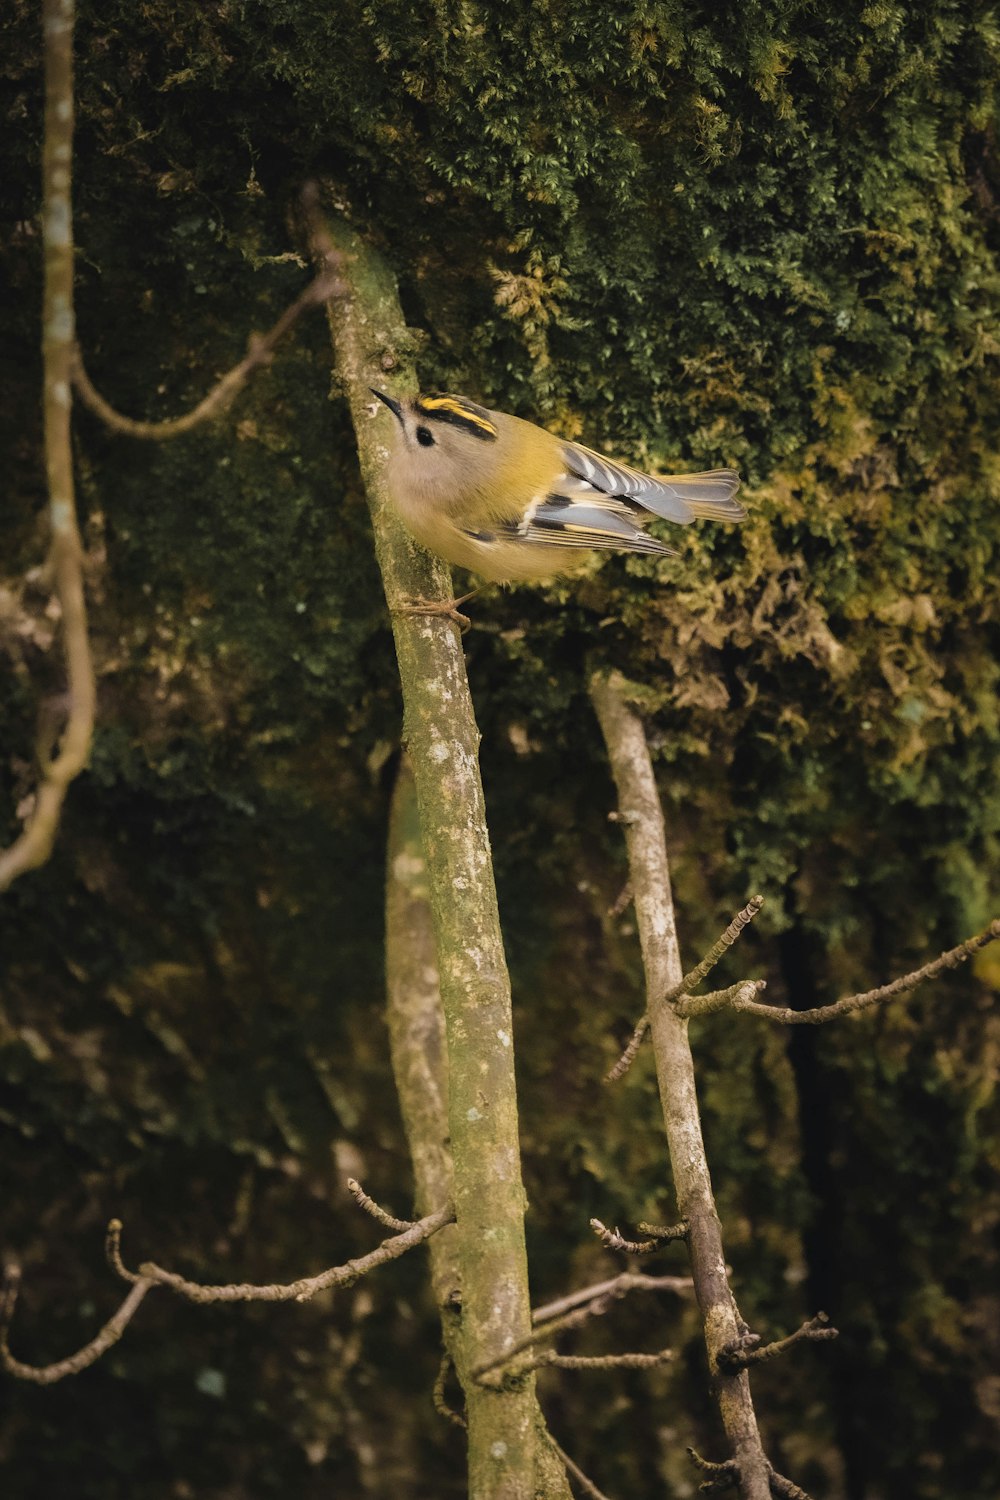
591,670 -> 772,1500
322,211 -> 567,1499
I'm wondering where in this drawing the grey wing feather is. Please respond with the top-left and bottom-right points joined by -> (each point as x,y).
561,440 -> 745,525
521,497 -> 676,555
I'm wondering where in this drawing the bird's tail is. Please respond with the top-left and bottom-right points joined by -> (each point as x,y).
646,469 -> 746,522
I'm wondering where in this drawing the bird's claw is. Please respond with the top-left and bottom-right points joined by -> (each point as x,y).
393,591 -> 479,634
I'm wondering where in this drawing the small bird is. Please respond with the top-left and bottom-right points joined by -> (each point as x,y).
371,389 -> 746,588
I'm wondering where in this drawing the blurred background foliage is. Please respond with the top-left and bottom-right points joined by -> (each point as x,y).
1,1 -> 998,1495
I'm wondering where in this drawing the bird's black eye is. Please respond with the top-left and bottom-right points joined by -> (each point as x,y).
416,425 -> 435,447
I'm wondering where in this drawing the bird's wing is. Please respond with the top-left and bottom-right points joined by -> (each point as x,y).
465,490 -> 676,556
560,440 -> 745,525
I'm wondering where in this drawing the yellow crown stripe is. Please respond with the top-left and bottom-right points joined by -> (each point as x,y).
418,395 -> 498,436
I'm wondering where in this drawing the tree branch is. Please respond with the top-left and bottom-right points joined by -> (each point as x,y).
603,897 -> 764,1082
544,1430 -> 616,1500
0,1262 -> 154,1385
0,0 -> 96,893
346,1176 -> 417,1232
116,1206 -> 453,1304
71,271 -> 341,440
306,194 -> 562,1496
718,1314 -> 837,1372
590,669 -> 773,1500
590,1218 -> 688,1255
1,1205 -> 452,1385
531,1271 -> 694,1325
733,919 -> 1000,1024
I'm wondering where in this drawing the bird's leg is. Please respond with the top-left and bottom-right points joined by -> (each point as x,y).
393,589 -> 481,634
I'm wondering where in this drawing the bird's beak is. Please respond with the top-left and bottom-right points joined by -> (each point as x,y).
370,388 -> 404,424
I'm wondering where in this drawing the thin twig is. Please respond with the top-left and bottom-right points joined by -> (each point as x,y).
687,1446 -> 740,1492
475,1296 -> 618,1382
733,919 -> 1000,1025
603,896 -> 765,1083
604,1014 -> 650,1084
674,980 -> 766,1019
0,0 -> 96,894
1,1262 -> 155,1385
527,1347 -> 673,1372
635,1221 -> 689,1241
545,1429 -> 616,1500
590,1218 -> 686,1255
718,1314 -> 837,1372
432,1350 -> 466,1429
117,1205 -> 453,1304
607,881 -> 633,918
105,1218 -> 140,1284
767,1466 -> 814,1500
667,896 -> 765,1003
71,271 -> 342,441
590,1219 -> 662,1255
531,1271 -> 693,1325
346,1177 -> 417,1232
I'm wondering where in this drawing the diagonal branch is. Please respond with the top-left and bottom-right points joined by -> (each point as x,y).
544,1429 -> 616,1500
117,1206 -> 453,1304
667,896 -> 765,1003
0,0 -> 95,894
732,919 -> 1000,1025
531,1271 -> 694,1325
346,1176 -> 417,1232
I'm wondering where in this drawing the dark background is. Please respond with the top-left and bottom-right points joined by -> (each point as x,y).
2,3 -> 998,1495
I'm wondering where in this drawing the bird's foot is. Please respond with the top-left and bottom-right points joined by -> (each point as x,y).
393,590 -> 480,634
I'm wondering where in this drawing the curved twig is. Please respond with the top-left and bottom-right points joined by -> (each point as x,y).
71,271 -> 342,441
0,1262 -> 155,1385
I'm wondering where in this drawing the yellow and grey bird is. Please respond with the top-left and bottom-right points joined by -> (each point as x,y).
371,389 -> 746,584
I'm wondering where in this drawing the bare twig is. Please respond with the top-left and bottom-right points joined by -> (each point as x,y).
477,1269 -> 693,1385
591,670 -> 773,1499
3,1207 -> 453,1385
116,1206 -> 453,1304
674,980 -> 767,1019
71,270 -> 342,440
667,897 -> 765,1003
105,1218 -> 140,1284
688,1447 -> 740,1491
590,1219 -> 661,1255
474,1296 -> 619,1383
432,1351 -> 467,1429
604,1014 -> 651,1084
346,1177 -> 417,1232
733,919 -> 1000,1025
531,1271 -> 693,1325
0,0 -> 96,894
608,881 -> 633,918
527,1347 -> 673,1372
603,897 -> 765,1083
718,1314 -> 837,1372
636,1220 -> 690,1241
1,1262 -> 155,1385
545,1429 -> 616,1500
767,1467 -> 814,1500
590,1217 -> 687,1255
